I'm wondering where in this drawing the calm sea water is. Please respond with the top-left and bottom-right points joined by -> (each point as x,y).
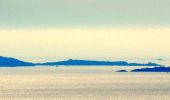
0,66 -> 170,100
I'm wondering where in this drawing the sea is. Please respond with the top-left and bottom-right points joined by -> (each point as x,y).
0,66 -> 170,100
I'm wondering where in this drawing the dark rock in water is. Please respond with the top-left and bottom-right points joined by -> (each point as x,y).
131,66 -> 170,72
116,70 -> 128,72
0,56 -> 35,67
156,58 -> 163,61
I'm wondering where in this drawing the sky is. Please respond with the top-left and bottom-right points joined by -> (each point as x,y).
0,0 -> 170,63
0,0 -> 170,27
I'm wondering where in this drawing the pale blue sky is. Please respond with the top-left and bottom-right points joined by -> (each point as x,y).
0,0 -> 170,28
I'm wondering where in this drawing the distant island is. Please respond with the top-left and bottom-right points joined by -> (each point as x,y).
0,56 -> 162,67
0,56 -> 34,67
1,56 -> 170,72
38,59 -> 161,66
131,66 -> 170,72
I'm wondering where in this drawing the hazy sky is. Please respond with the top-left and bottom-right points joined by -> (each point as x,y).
0,0 -> 170,27
0,0 -> 170,61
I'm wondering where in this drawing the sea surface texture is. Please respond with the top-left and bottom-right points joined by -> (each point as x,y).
0,66 -> 170,100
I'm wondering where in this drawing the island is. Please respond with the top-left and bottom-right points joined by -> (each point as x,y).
0,56 -> 162,67
131,66 -> 170,72
38,59 -> 161,66
0,56 -> 35,67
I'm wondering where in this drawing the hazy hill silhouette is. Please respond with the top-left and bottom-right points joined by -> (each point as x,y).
39,59 -> 161,66
0,56 -> 34,67
0,56 -> 162,67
